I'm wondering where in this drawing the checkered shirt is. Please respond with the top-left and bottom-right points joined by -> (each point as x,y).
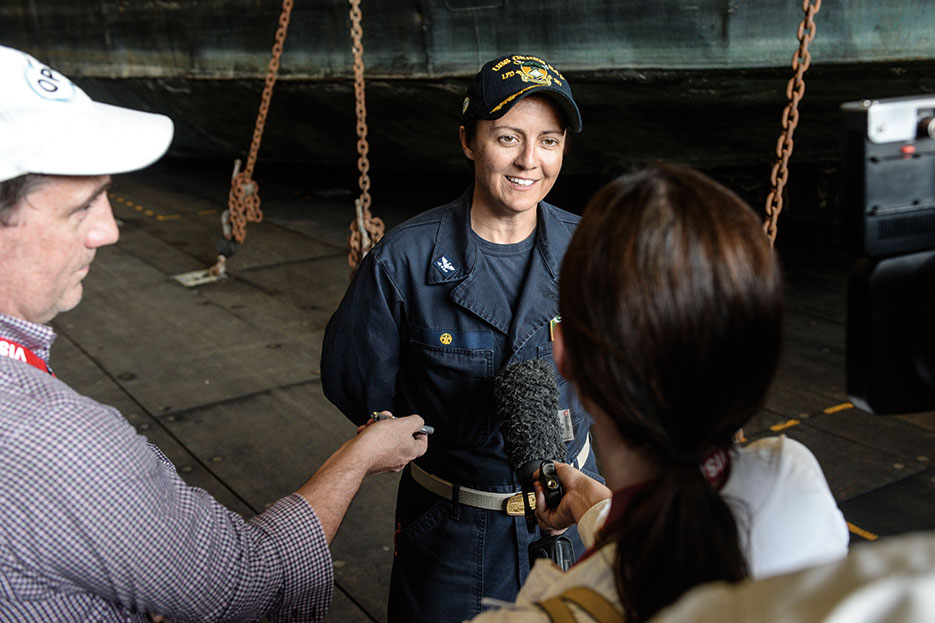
0,313 -> 333,621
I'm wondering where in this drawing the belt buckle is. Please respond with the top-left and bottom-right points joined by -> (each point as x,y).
505,491 -> 536,516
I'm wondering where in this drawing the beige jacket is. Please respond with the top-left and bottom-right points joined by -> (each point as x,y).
467,436 -> 849,622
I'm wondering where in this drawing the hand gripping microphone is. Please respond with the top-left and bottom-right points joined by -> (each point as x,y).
495,358 -> 575,570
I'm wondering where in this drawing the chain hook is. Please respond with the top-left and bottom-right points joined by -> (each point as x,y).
347,0 -> 385,275
227,0 -> 294,244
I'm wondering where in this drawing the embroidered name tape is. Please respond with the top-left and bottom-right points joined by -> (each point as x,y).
558,408 -> 575,442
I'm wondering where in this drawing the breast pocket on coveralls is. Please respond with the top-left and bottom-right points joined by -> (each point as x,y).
408,325 -> 494,448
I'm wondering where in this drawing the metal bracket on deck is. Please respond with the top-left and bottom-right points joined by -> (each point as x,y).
172,255 -> 229,288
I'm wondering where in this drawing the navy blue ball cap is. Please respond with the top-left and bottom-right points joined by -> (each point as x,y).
461,54 -> 582,133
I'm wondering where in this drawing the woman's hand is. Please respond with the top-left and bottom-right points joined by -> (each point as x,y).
533,462 -> 611,533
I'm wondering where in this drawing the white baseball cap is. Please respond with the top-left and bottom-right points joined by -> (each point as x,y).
0,45 -> 174,183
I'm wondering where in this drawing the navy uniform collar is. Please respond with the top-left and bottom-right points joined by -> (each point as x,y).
427,186 -> 571,344
427,186 -> 565,285
427,187 -> 476,285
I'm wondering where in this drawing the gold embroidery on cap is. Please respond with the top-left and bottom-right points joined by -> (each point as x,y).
489,85 -> 539,114
517,60 -> 551,86
491,57 -> 511,71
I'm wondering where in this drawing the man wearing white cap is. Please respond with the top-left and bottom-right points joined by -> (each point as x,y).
0,45 -> 428,622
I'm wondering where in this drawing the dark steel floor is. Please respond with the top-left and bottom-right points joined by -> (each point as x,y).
50,158 -> 934,622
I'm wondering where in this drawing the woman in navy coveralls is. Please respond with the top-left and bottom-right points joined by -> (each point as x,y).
320,54 -> 601,622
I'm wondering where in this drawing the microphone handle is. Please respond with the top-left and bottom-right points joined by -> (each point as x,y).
538,460 -> 564,509
517,459 -> 544,533
526,462 -> 575,569
516,459 -> 542,487
529,534 -> 575,571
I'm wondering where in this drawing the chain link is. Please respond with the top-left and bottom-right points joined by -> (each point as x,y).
227,0 -> 294,244
763,0 -> 821,246
347,0 -> 385,273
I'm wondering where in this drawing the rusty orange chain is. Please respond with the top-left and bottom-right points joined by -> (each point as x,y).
227,0 -> 294,244
763,0 -> 821,246
347,0 -> 385,273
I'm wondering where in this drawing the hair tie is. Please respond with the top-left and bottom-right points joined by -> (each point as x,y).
664,448 -> 731,487
700,448 -> 730,487
664,449 -> 702,466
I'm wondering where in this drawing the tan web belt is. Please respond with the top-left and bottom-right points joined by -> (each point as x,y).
409,435 -> 591,516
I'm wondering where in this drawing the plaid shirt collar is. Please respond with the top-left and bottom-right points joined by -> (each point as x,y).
0,311 -> 57,363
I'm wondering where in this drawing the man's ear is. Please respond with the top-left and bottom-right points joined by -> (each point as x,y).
552,323 -> 571,380
459,126 -> 474,161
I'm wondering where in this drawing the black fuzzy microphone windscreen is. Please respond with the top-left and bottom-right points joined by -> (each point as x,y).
495,358 -> 565,484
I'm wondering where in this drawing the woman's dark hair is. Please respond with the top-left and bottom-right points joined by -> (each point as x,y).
0,174 -> 46,226
559,164 -> 784,622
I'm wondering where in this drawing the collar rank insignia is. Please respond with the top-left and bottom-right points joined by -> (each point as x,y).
433,254 -> 458,277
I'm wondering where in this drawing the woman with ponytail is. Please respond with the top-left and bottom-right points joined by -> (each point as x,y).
469,164 -> 848,623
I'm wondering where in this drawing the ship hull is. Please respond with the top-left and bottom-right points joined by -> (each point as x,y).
3,1 -> 935,172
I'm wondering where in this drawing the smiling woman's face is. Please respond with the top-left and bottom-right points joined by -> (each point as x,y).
460,95 -> 566,221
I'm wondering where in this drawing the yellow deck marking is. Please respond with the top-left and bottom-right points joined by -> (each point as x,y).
824,402 -> 854,414
114,194 -> 215,223
769,419 -> 800,432
847,522 -> 879,541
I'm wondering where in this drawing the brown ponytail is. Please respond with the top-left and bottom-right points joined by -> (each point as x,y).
559,164 -> 783,621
